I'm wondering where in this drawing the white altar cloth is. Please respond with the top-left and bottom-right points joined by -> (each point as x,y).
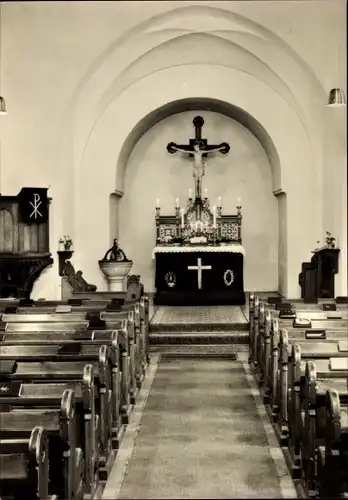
152,244 -> 245,259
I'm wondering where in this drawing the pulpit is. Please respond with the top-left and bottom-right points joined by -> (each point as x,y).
299,246 -> 340,301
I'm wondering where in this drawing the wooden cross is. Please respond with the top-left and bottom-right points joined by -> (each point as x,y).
167,116 -> 230,199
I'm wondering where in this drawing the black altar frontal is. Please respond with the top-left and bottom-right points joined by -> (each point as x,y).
153,115 -> 246,306
154,246 -> 245,305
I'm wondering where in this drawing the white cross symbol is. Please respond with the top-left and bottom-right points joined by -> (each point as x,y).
187,258 -> 212,290
0,386 -> 9,392
30,193 -> 42,219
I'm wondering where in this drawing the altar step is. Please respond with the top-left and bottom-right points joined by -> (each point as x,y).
149,331 -> 248,344
149,305 -> 249,354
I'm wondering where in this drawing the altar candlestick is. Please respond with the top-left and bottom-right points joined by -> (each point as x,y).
204,188 -> 208,198
218,196 -> 222,207
212,205 -> 217,227
175,198 -> 179,208
181,208 -> 185,228
156,198 -> 160,208
189,189 -> 192,199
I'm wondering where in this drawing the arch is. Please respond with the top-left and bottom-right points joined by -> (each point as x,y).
116,97 -> 281,194
74,64 -> 318,298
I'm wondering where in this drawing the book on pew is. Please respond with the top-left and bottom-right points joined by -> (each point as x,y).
267,296 -> 282,304
305,329 -> 326,340
279,308 -> 297,318
0,381 -> 22,397
322,303 -> 337,311
18,298 -> 34,306
293,317 -> 312,328
57,343 -> 83,354
67,299 -> 83,306
275,302 -> 293,311
335,296 -> 348,304
0,360 -> 18,374
4,306 -> 18,313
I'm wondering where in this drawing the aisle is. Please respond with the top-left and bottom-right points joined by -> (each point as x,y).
103,355 -> 296,499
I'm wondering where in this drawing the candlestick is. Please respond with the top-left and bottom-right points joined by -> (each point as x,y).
175,198 -> 179,208
218,196 -> 222,207
204,188 -> 208,198
156,198 -> 160,208
189,189 -> 192,199
181,208 -> 185,228
212,205 -> 217,227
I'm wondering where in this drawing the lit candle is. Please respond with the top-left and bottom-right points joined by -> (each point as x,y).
175,198 -> 179,208
204,188 -> 208,198
237,197 -> 242,206
189,189 -> 192,199
212,205 -> 217,227
218,196 -> 222,207
156,198 -> 160,208
181,208 -> 185,228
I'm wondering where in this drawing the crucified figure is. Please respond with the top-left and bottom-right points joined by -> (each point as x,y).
167,116 -> 230,199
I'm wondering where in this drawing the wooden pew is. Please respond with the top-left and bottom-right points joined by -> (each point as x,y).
1,308 -> 146,407
297,362 -> 348,496
316,388 -> 348,498
249,294 -> 348,496
0,364 -> 99,498
0,292 -> 150,498
0,426 -> 52,500
286,345 -> 348,482
0,388 -> 82,500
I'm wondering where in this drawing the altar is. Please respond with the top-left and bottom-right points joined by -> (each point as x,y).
152,115 -> 246,306
153,244 -> 245,305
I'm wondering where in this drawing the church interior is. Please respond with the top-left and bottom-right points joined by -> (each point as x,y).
0,1 -> 347,498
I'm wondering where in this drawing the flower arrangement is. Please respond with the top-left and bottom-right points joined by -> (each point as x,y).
325,231 -> 336,248
317,232 -> 336,249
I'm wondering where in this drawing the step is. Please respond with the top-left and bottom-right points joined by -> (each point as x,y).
150,322 -> 249,332
149,344 -> 248,357
149,331 -> 248,345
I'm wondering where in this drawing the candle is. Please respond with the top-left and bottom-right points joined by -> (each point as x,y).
181,208 -> 185,228
204,188 -> 208,198
237,197 -> 242,206
156,198 -> 160,208
189,189 -> 192,199
175,198 -> 179,208
218,196 -> 222,207
212,205 -> 217,227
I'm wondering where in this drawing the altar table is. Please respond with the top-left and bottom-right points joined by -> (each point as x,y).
153,245 -> 246,306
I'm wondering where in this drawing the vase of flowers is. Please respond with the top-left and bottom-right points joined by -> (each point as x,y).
325,231 -> 336,248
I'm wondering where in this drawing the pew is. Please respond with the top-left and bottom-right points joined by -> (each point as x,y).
0,289 -> 150,499
0,426 -> 52,500
248,293 -> 348,497
316,388 -> 348,498
0,389 -> 82,500
0,364 -> 99,497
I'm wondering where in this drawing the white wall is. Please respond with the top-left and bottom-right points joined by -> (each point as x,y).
0,1 -> 346,299
119,111 -> 278,292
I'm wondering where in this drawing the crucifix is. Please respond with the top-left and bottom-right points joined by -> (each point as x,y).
187,257 -> 212,289
167,116 -> 230,200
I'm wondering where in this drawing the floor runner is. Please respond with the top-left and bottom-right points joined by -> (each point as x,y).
104,356 -> 294,499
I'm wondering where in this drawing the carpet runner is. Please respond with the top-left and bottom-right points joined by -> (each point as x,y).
103,356 -> 296,499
